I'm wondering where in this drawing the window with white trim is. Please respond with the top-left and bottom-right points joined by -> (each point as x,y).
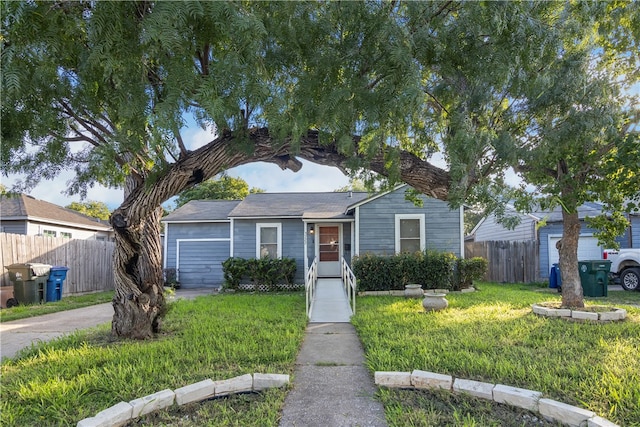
61,232 -> 72,239
256,223 -> 282,259
395,214 -> 425,253
43,229 -> 57,238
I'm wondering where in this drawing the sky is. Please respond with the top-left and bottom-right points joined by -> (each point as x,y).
1,123 -> 354,211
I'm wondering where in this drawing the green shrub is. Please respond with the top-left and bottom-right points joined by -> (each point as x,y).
222,257 -> 248,290
353,250 -> 457,292
421,250 -> 457,289
222,257 -> 297,291
453,257 -> 488,291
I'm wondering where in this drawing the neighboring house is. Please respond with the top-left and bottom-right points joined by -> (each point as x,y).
162,185 -> 464,288
0,193 -> 112,240
469,202 -> 639,279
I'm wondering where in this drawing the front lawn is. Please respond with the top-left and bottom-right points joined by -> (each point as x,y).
0,293 -> 307,426
2,284 -> 638,426
352,282 -> 640,426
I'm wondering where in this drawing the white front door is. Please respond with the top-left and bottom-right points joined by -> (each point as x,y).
317,225 -> 342,277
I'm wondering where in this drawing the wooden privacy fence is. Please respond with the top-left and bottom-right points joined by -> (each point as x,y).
0,233 -> 115,295
465,240 -> 539,283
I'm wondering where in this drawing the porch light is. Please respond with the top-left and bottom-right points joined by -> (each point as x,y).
308,225 -> 314,234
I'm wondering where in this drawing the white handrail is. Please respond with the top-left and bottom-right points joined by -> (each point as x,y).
341,258 -> 357,315
305,257 -> 318,319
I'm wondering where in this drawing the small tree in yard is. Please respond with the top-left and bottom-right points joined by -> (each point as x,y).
2,1 -> 637,338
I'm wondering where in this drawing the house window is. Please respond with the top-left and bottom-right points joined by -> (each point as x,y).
43,229 -> 57,238
256,223 -> 282,259
61,232 -> 72,239
395,214 -> 425,253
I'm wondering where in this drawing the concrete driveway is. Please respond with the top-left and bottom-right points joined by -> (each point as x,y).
0,288 -> 218,361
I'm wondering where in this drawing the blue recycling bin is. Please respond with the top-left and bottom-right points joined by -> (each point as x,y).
549,263 -> 562,289
46,266 -> 69,302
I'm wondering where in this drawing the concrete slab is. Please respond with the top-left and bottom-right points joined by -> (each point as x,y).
280,322 -> 387,427
0,303 -> 114,360
295,324 -> 366,366
280,365 -> 387,427
0,287 -> 217,361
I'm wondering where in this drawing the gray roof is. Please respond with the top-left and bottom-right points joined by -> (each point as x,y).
162,200 -> 241,222
0,193 -> 111,230
228,192 -> 370,219
530,202 -> 608,222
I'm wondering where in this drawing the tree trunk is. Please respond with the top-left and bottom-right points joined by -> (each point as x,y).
558,208 -> 585,308
109,127 -> 453,338
111,171 -> 167,339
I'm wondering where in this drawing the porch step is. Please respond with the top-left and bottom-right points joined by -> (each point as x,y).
309,278 -> 352,323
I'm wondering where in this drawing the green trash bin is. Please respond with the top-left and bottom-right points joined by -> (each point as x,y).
5,263 -> 51,305
578,260 -> 611,297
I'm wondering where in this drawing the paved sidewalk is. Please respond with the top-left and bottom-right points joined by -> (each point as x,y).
0,288 -> 217,360
279,322 -> 388,427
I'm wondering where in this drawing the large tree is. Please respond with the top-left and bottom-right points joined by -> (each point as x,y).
174,175 -> 263,209
66,201 -> 111,221
2,1 -> 637,337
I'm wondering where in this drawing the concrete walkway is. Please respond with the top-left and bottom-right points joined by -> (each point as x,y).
279,279 -> 388,427
309,278 -> 353,323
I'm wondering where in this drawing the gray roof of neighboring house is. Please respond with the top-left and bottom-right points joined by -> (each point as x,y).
162,200 -> 242,222
228,192 -> 370,219
530,202 -> 608,222
0,193 -> 111,230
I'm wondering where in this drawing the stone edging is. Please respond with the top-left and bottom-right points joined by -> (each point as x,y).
359,287 -> 475,297
532,304 -> 627,321
375,370 -> 619,427
76,373 -> 289,427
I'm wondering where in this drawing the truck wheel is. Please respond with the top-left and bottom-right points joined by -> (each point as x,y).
620,268 -> 640,291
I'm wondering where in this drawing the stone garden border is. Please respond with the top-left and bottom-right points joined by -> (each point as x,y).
76,373 -> 289,427
375,370 -> 619,427
359,287 -> 476,297
532,303 -> 627,322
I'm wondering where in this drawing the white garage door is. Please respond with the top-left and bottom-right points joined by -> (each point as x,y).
548,235 -> 603,267
177,240 -> 230,288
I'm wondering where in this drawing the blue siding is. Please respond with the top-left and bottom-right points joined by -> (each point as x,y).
165,222 -> 231,287
178,240 -> 230,287
0,220 -> 27,234
632,216 -> 640,248
358,188 -> 462,256
233,219 -> 307,283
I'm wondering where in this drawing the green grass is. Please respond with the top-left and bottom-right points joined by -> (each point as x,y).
2,284 -> 639,426
0,293 -> 307,427
0,291 -> 114,322
352,282 -> 640,426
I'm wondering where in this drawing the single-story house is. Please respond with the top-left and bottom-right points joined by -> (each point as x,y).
162,185 -> 464,288
0,193 -> 113,240
469,202 -> 639,279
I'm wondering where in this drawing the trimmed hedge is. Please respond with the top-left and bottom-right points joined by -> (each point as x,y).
222,257 -> 297,291
352,251 -> 487,292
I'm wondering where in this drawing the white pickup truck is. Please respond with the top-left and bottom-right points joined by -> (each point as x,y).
604,249 -> 640,291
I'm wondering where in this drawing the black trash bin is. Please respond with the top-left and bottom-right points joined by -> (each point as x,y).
578,260 -> 611,297
46,266 -> 69,302
5,263 -> 51,305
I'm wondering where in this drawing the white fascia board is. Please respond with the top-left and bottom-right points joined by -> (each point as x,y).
345,184 -> 408,212
25,216 -> 111,232
302,218 -> 355,223
161,219 -> 231,224
228,215 -> 301,220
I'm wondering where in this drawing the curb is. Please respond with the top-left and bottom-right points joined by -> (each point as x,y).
76,373 -> 289,427
374,370 -> 619,427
